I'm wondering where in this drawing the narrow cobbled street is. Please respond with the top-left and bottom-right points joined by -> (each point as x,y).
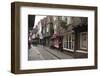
28,45 -> 73,60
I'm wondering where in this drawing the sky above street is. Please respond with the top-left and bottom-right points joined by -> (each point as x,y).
34,15 -> 46,28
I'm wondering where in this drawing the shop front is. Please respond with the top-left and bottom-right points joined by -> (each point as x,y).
73,24 -> 88,58
50,34 -> 63,50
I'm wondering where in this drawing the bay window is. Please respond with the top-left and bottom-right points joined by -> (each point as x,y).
63,33 -> 74,51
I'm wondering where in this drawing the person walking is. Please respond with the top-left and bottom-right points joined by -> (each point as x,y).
59,41 -> 63,52
28,31 -> 32,49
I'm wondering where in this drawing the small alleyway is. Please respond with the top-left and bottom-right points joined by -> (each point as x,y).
28,45 -> 73,60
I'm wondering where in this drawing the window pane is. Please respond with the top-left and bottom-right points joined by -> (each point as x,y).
80,32 -> 88,50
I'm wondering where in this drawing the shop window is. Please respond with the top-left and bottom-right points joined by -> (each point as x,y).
80,32 -> 88,50
63,34 -> 74,51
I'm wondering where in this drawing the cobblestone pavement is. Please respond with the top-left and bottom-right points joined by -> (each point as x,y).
28,45 -> 73,60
